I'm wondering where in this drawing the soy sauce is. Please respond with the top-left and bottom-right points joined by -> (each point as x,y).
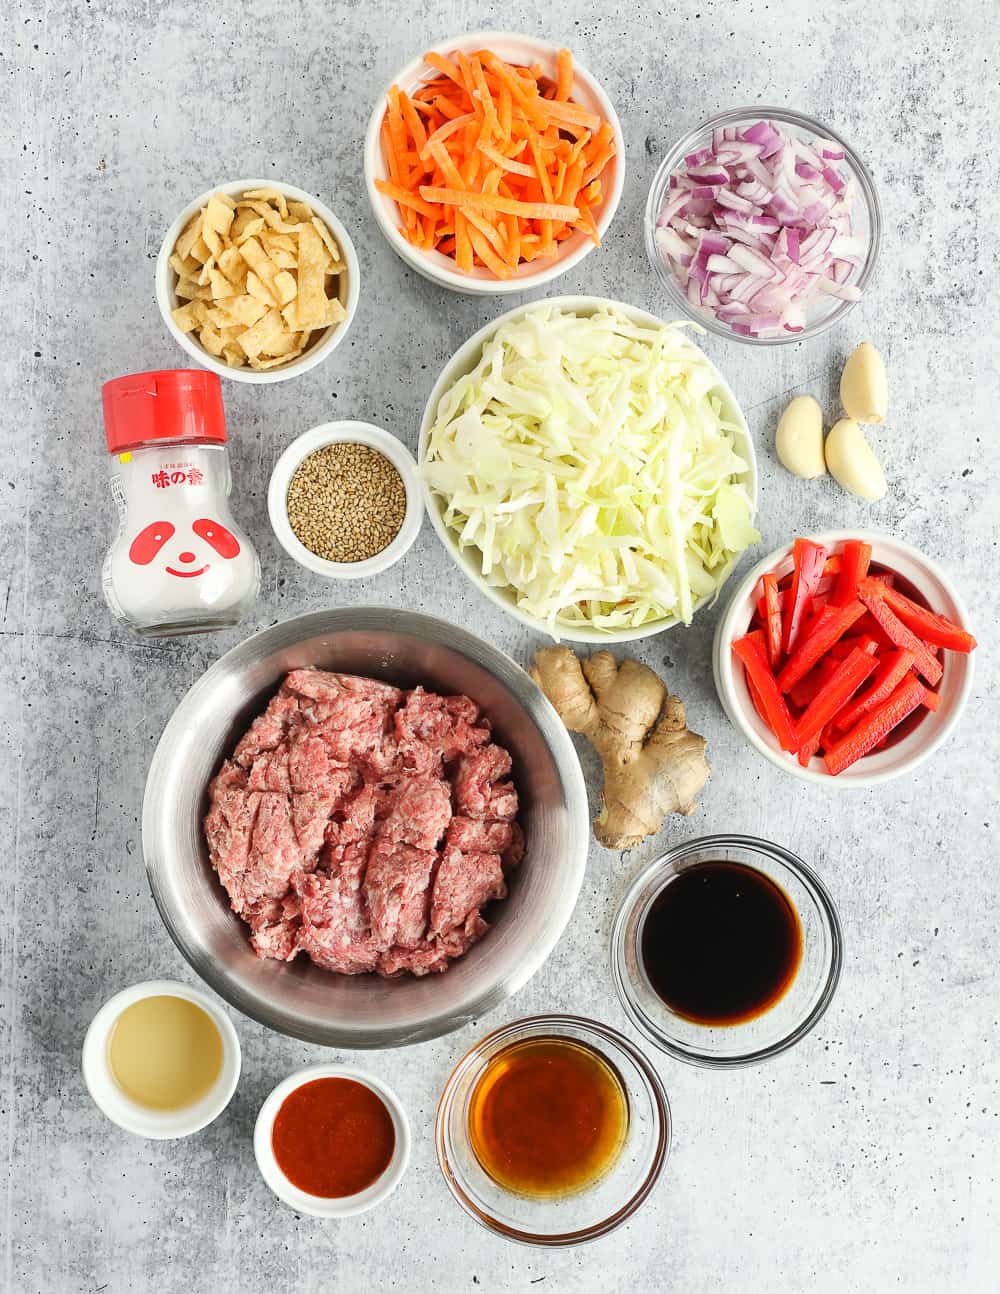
640,862 -> 802,1025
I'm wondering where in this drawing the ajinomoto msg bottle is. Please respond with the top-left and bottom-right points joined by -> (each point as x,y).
101,369 -> 260,635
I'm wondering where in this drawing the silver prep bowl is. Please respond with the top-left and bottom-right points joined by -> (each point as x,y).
142,609 -> 590,1048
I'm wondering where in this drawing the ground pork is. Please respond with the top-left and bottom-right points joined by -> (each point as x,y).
203,669 -> 523,979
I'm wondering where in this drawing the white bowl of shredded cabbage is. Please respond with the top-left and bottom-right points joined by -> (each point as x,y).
419,297 -> 759,641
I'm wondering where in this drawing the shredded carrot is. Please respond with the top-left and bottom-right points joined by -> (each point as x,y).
430,94 -> 467,121
377,45 -> 616,278
470,56 -> 501,139
478,141 -> 535,177
467,223 -> 514,278
425,138 -> 465,189
397,90 -> 428,154
423,52 -> 464,88
574,199 -> 601,244
463,208 -> 509,260
555,48 -> 573,101
421,112 -> 476,158
498,84 -> 512,139
374,178 -> 437,217
381,120 -> 402,187
419,187 -> 579,221
537,98 -> 601,133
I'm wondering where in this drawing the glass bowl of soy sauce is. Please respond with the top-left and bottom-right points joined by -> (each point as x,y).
611,835 -> 842,1068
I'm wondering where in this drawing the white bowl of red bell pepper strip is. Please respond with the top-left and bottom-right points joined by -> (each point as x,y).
713,531 -> 977,786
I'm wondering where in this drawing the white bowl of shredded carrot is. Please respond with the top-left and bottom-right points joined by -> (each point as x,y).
364,32 -> 625,294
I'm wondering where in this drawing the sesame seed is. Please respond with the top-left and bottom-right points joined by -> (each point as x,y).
286,442 -> 407,563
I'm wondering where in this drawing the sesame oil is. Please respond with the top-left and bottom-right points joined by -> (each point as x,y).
467,1037 -> 629,1199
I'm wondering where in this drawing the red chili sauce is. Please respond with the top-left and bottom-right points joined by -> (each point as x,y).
272,1077 -> 396,1198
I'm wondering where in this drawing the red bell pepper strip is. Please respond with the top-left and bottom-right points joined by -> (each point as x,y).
852,611 -> 896,649
761,573 -> 782,669
779,556 -> 839,590
777,600 -> 867,692
741,630 -> 770,724
732,634 -> 799,753
746,672 -> 769,727
830,539 -> 872,607
832,648 -> 916,734
787,655 -> 841,710
823,675 -> 936,775
797,593 -> 831,644
827,635 -> 879,661
874,583 -> 977,653
781,538 -> 828,656
855,578 -> 944,685
795,646 -> 880,753
765,577 -> 834,617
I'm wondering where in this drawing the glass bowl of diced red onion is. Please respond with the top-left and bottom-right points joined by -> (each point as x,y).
645,107 -> 881,344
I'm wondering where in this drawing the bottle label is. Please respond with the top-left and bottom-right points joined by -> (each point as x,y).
104,444 -> 259,633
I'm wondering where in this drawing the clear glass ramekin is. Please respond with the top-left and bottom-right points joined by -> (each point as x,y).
435,1014 -> 670,1246
611,835 -> 843,1068
644,106 -> 881,345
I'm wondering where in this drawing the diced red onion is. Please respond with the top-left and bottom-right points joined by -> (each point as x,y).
656,118 -> 863,336
706,253 -> 741,273
686,165 -> 731,184
716,188 -> 757,214
822,165 -> 846,195
684,146 -> 714,168
654,227 -> 690,261
817,277 -> 862,301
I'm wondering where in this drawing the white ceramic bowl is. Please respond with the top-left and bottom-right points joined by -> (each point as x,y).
267,421 -> 424,579
713,531 -> 976,787
81,979 -> 241,1139
254,1065 -> 411,1217
364,32 -> 625,295
155,178 -> 360,384
418,295 -> 757,642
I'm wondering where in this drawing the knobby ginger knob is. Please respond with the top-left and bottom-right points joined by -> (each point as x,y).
840,341 -> 888,423
824,418 -> 887,500
775,395 -> 826,479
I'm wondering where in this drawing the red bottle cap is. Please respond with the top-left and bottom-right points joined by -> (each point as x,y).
102,369 -> 227,454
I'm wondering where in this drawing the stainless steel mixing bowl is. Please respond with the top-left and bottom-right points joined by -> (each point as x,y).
142,609 -> 590,1048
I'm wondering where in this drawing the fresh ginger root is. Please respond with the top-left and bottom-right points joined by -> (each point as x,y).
531,645 -> 710,850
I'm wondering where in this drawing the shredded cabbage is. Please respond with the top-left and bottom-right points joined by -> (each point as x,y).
423,304 -> 759,634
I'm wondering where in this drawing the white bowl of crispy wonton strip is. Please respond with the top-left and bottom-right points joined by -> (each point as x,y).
156,179 -> 360,384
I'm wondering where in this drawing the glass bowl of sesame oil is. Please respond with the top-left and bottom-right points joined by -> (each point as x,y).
435,1015 -> 670,1246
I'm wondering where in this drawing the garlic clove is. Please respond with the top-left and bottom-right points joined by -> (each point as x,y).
776,395 -> 826,479
824,418 -> 887,500
840,341 -> 888,423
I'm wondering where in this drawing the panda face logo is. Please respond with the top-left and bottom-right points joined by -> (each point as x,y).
128,518 -> 241,578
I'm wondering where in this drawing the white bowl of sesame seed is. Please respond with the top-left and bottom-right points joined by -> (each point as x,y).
267,421 -> 424,579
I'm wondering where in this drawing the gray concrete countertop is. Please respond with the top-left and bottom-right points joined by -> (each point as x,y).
3,0 -> 998,1290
